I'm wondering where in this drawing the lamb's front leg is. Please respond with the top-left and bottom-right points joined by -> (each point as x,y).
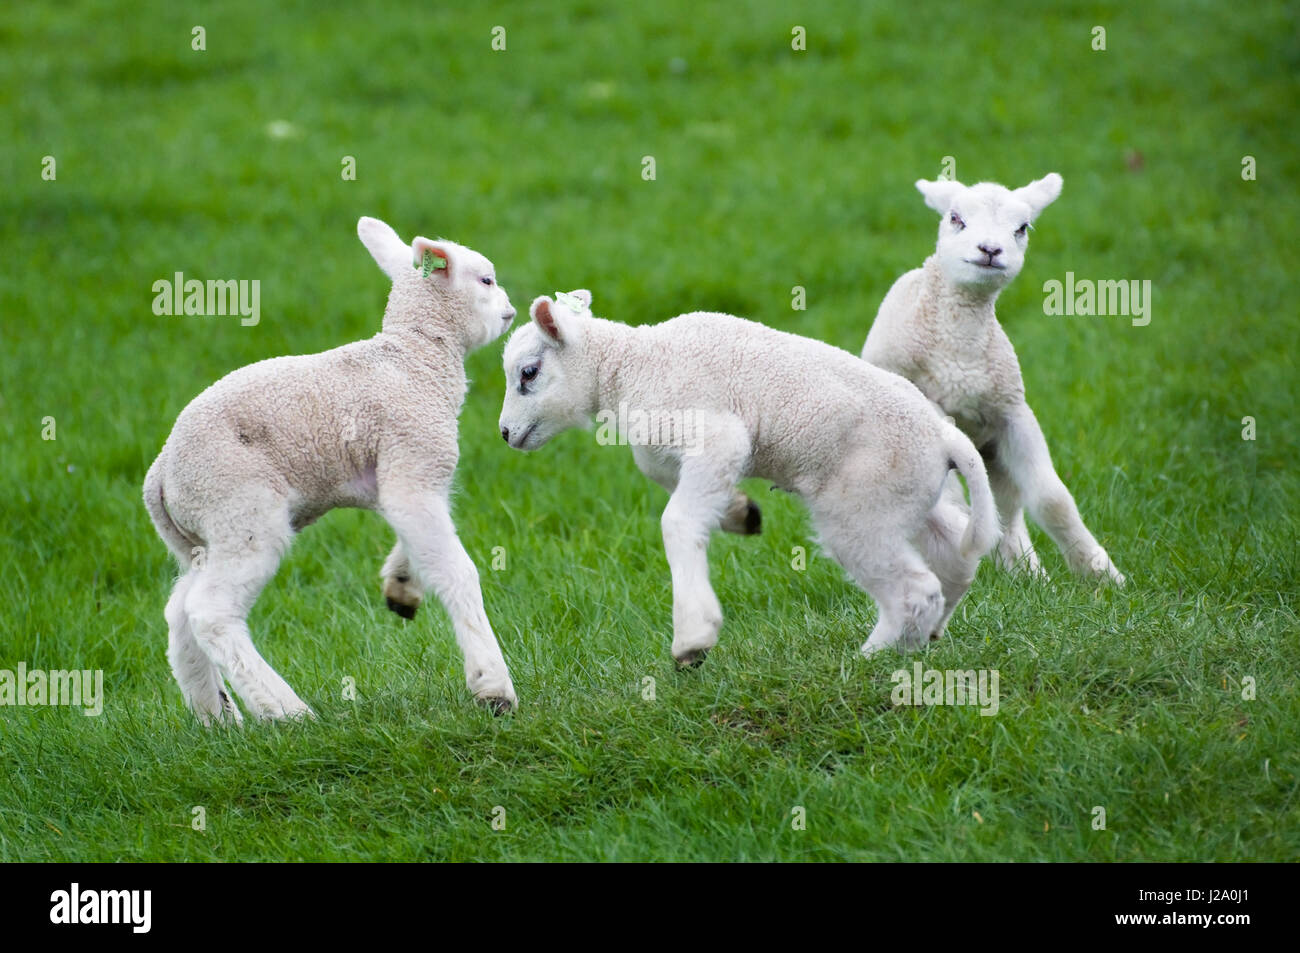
656,431 -> 749,667
634,443 -> 759,539
381,492 -> 517,712
985,459 -> 1047,578
662,486 -> 732,667
380,542 -> 422,619
1001,403 -> 1125,585
632,442 -> 760,537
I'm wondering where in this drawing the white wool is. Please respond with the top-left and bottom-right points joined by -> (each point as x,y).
499,292 -> 1000,660
143,216 -> 519,722
862,174 -> 1124,584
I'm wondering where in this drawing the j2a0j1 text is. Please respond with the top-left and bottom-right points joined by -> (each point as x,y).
1209,890 -> 1248,904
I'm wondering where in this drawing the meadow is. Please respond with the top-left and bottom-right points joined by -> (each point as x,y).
0,0 -> 1296,861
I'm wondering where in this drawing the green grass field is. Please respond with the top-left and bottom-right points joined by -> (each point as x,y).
1,0 -> 1297,861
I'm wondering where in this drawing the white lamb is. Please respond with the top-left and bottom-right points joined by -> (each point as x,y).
862,174 -> 1125,585
497,291 -> 1000,662
143,216 -> 519,723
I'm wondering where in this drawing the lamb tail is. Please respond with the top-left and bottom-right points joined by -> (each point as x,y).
943,425 -> 1000,560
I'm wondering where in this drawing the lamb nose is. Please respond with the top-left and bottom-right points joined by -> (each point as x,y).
978,243 -> 1002,258
500,426 -> 510,443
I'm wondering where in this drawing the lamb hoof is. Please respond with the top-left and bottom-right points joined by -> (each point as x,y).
1087,551 -> 1125,587
675,648 -> 710,669
479,695 -> 515,716
386,596 -> 417,620
259,703 -> 315,723
721,496 -> 762,535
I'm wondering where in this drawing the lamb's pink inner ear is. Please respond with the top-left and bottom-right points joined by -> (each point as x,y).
535,300 -> 561,341
412,240 -> 449,274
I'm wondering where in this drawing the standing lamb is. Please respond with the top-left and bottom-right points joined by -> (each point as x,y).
497,291 -> 1000,663
143,216 -> 519,723
862,174 -> 1125,584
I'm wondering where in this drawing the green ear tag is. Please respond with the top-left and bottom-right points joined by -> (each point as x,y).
418,250 -> 447,277
556,291 -> 584,313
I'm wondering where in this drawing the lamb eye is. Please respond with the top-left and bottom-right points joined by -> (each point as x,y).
480,276 -> 495,286
1015,223 -> 1029,237
950,211 -> 965,229
521,364 -> 539,382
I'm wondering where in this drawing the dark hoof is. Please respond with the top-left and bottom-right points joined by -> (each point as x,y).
675,648 -> 710,669
480,696 -> 514,715
386,596 -> 417,620
743,500 -> 762,535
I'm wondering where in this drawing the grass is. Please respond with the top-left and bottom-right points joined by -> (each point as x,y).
0,0 -> 1297,861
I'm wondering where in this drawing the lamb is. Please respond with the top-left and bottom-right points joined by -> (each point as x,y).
862,174 -> 1125,585
142,216 -> 519,723
497,290 -> 1000,662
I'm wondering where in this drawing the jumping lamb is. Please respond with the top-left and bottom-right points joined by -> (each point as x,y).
143,216 -> 519,723
861,174 -> 1125,584
498,290 -> 1000,663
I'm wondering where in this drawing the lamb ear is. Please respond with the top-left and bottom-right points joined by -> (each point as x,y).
531,296 -> 565,344
411,237 -> 451,278
569,289 -> 592,309
1014,173 -> 1063,221
916,178 -> 965,215
357,216 -> 410,280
